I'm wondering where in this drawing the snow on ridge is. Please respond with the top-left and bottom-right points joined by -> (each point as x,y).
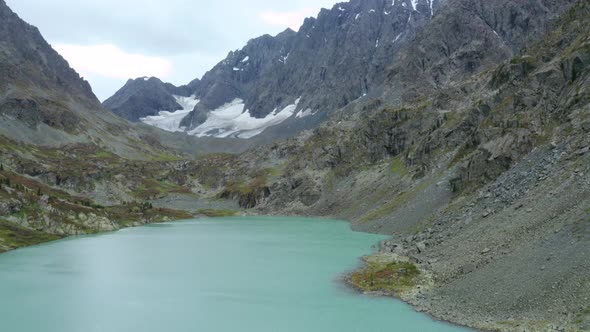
140,95 -> 200,133
188,97 -> 302,139
279,53 -> 290,64
296,108 -> 314,118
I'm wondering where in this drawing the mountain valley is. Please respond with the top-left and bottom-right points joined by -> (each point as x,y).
1,0 -> 589,330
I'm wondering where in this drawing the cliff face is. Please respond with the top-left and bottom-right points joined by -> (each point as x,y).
189,0 -> 440,117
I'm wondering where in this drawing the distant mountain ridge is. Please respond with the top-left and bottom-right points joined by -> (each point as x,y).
106,0 -> 573,141
104,0 -> 444,138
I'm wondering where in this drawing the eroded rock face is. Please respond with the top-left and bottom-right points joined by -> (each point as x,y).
0,99 -> 43,129
0,198 -> 21,215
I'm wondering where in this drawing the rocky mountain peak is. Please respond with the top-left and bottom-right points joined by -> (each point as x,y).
0,0 -> 96,104
106,0 -> 439,139
102,76 -> 191,122
104,0 -> 572,141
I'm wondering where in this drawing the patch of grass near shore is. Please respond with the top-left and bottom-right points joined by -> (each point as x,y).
350,260 -> 420,294
196,209 -> 239,217
0,220 -> 60,252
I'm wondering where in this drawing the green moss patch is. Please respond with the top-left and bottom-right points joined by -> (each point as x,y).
390,156 -> 409,176
0,220 -> 60,252
350,259 -> 420,295
196,209 -> 239,218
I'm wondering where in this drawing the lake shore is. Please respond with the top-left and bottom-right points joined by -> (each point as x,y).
0,216 -> 469,332
1,211 -> 585,332
344,241 -> 581,332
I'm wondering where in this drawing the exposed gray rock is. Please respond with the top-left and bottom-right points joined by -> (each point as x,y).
0,198 -> 21,215
102,77 -> 192,122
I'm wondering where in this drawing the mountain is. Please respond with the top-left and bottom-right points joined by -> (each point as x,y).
105,0 -> 444,139
106,0 -> 579,142
103,77 -> 192,122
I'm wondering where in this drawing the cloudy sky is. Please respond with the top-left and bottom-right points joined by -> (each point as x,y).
6,0 -> 337,101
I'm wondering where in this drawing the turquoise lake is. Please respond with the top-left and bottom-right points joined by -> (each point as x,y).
0,216 -> 470,332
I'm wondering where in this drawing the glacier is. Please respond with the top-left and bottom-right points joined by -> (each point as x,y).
188,98 -> 301,139
140,95 -> 200,132
140,96 -> 302,139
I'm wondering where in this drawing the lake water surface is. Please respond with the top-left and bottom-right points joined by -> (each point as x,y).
0,216 -> 469,332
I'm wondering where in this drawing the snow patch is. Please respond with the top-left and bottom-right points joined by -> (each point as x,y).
241,56 -> 249,62
296,108 -> 314,118
375,39 -> 380,48
411,0 -> 418,10
233,67 -> 242,71
393,33 -> 403,43
279,53 -> 290,64
338,6 -> 345,11
188,98 -> 301,139
140,95 -> 199,133
369,9 -> 376,13
355,13 -> 361,20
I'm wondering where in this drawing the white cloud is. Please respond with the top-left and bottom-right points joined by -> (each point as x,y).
259,8 -> 317,31
54,43 -> 173,80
